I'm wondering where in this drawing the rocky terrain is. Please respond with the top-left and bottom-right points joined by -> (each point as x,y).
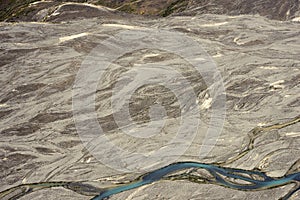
1,0 -> 300,21
0,1 -> 300,200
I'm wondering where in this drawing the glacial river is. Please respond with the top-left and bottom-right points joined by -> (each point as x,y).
91,162 -> 300,200
1,161 -> 299,200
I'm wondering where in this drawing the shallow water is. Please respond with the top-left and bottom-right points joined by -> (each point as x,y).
93,162 -> 300,200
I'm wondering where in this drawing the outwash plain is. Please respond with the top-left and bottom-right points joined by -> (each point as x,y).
0,0 -> 299,199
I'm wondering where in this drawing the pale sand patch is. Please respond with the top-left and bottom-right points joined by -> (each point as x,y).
57,2 -> 115,11
30,1 -> 53,6
269,80 -> 285,89
259,66 -> 279,70
59,32 -> 90,43
102,24 -> 145,30
212,53 -> 223,58
257,122 -> 267,127
200,98 -> 212,109
200,21 -> 228,27
291,17 -> 300,22
142,53 -> 161,58
228,15 -> 244,19
233,37 -> 246,45
50,2 -> 115,18
285,132 -> 300,137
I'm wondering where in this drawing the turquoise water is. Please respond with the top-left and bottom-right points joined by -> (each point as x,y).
91,162 -> 300,200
